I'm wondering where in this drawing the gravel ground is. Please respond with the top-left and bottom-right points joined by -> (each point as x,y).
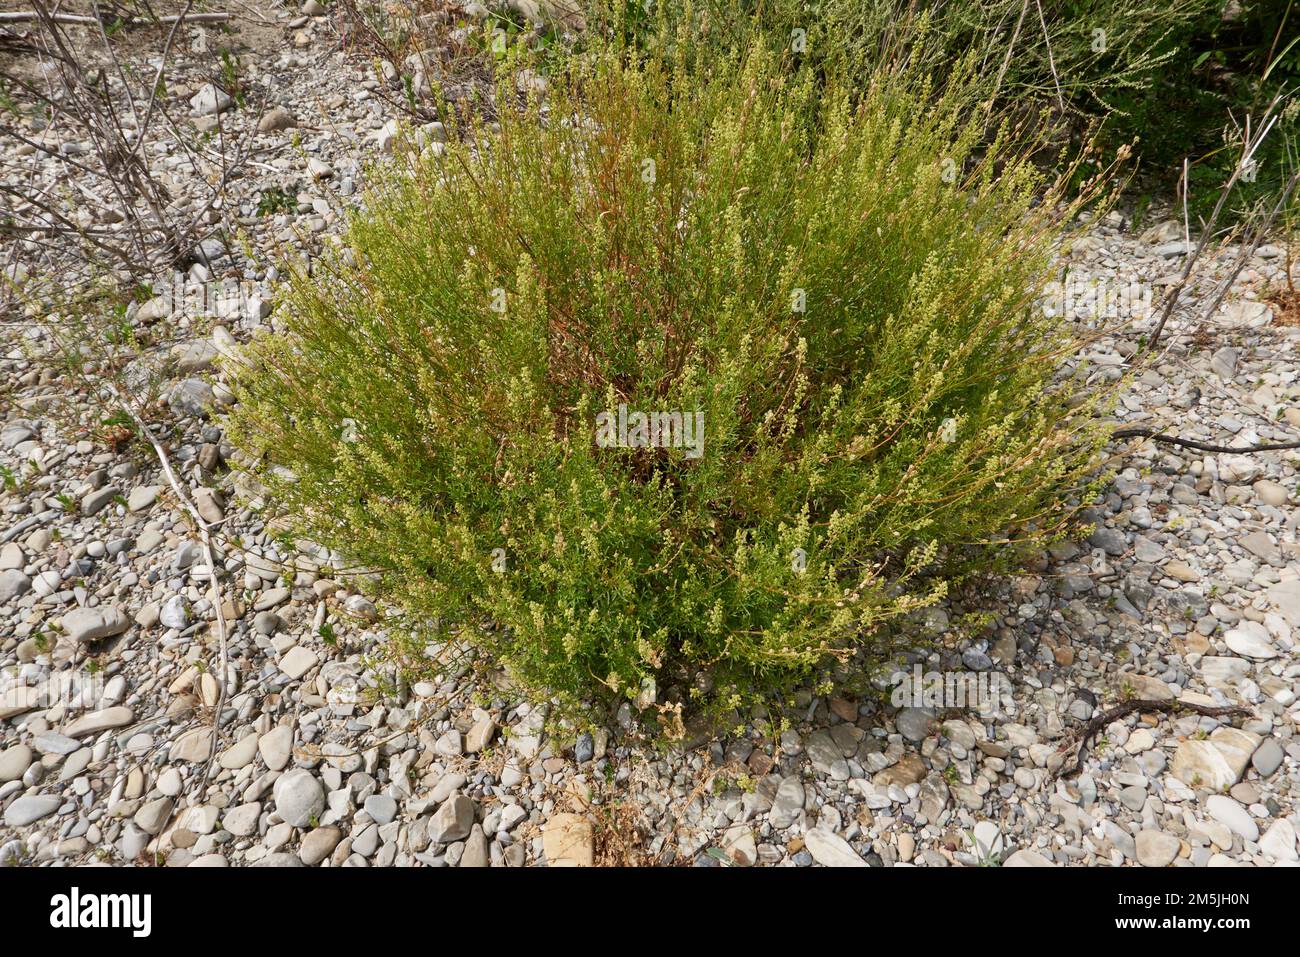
2,3 -> 1299,868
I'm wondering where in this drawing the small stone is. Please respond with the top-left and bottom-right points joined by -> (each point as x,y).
191,83 -> 233,115
0,423 -> 34,448
1171,741 -> 1237,791
31,570 -> 60,598
299,827 -> 341,865
64,706 -> 133,737
223,802 -> 262,837
193,488 -> 224,523
174,340 -> 219,373
465,716 -> 496,753
279,646 -> 319,680
1124,673 -> 1175,701
0,744 -> 33,783
33,730 -> 80,755
1239,531 -> 1280,563
81,486 -> 119,515
542,813 -> 594,866
769,775 -> 805,829
941,720 -> 976,750
1210,727 -> 1261,783
428,794 -> 476,844
875,753 -> 926,788
265,821 -> 294,852
1205,795 -> 1258,842
188,854 -> 229,867
364,794 -> 397,825
160,595 -> 190,630
157,768 -> 183,796
1259,819 -> 1297,862
0,569 -> 32,602
1230,782 -> 1259,806
434,730 -> 463,757
804,829 -> 867,867
1268,580 -> 1300,626
711,824 -> 755,866
273,770 -> 325,827
170,727 -> 212,763
897,833 -> 916,862
1004,849 -> 1055,867
1199,656 -> 1251,689
127,486 -> 160,512
171,540 -> 202,571
460,824 -> 489,867
1251,738 -> 1283,777
1210,346 -> 1238,380
257,107 -> 298,133
972,820 -> 1004,859
253,853 -> 304,867
343,594 -> 377,621
4,794 -> 61,827
1118,786 -> 1147,811
197,673 -> 219,708
255,587 -> 291,610
169,379 -> 214,417
1223,621 -> 1277,659
1133,538 -> 1166,563
219,733 -> 260,770
805,730 -> 850,781
1163,561 -> 1201,583
896,707 -> 936,742
0,542 -> 23,570
134,797 -> 174,835
1125,728 -> 1156,754
376,118 -> 402,154
827,697 -> 857,721
61,605 -> 130,643
1136,829 -> 1180,867
1221,300 -> 1273,327
1253,480 -> 1288,507
1089,527 -> 1126,555
259,725 -> 294,771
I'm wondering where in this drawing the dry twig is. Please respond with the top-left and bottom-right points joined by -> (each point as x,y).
101,380 -> 231,784
1112,426 -> 1300,454
1057,698 -> 1250,779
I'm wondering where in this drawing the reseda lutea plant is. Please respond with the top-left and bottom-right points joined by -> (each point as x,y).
227,44 -> 1116,732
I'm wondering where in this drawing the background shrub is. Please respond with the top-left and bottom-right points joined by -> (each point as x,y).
585,0 -> 1297,212
228,44 -> 1112,729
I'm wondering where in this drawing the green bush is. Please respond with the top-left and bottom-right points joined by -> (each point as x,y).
589,0 -> 1297,207
228,45 -> 1111,729
589,1 -> 1221,120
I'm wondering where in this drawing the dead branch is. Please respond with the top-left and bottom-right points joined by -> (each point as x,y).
1112,426 -> 1300,454
101,380 -> 231,785
1057,698 -> 1250,779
